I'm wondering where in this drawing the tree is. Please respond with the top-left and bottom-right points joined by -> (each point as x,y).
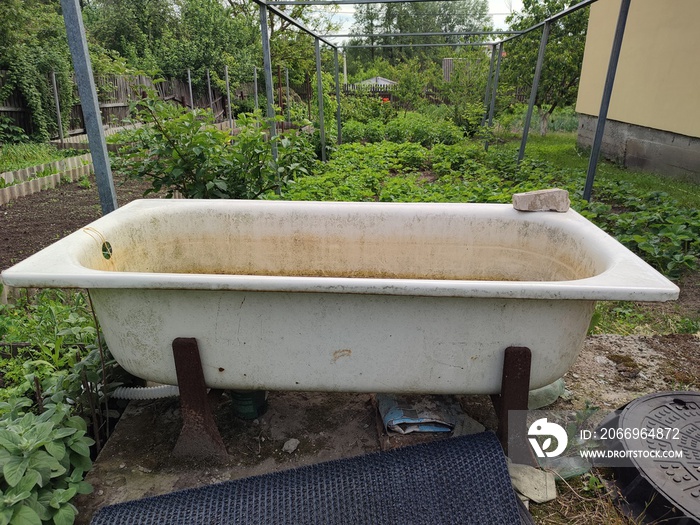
226,0 -> 339,85
348,0 -> 491,67
149,0 -> 259,92
83,0 -> 176,71
438,46 -> 492,135
500,0 -> 589,134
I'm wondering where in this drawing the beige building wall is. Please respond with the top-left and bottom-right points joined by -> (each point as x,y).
576,0 -> 700,139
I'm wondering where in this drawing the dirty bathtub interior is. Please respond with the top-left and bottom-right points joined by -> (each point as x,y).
1,200 -> 679,396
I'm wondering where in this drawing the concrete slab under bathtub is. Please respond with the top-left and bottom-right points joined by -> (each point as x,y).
75,391 -> 496,524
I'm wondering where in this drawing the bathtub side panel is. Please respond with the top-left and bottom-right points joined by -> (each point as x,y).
90,289 -> 595,395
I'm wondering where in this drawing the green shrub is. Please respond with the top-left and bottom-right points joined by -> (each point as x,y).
0,398 -> 94,525
549,106 -> 579,133
496,104 -> 579,134
430,143 -> 486,177
340,93 -> 382,123
0,288 -> 127,525
112,93 -> 315,198
389,114 -> 463,147
0,116 -> 28,145
363,120 -> 385,143
454,102 -> 486,137
384,119 -> 410,143
342,113 -> 464,147
418,104 -> 453,123
340,121 -> 365,144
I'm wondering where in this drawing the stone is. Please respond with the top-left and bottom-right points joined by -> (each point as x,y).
282,438 -> 300,454
508,462 -> 557,503
512,188 -> 570,212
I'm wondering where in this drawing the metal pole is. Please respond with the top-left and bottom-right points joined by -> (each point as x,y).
485,42 -> 503,151
60,0 -> 117,214
278,65 -> 283,118
315,38 -> 326,161
306,72 -> 312,120
50,70 -> 64,147
285,68 -> 291,123
481,45 -> 497,126
250,0 -> 337,48
253,67 -> 259,110
583,0 -> 631,202
259,4 -> 278,160
334,48 -> 342,145
518,21 -> 551,163
343,54 -> 348,85
206,69 -> 214,116
488,43 -> 503,125
187,68 -> 194,111
225,65 -> 234,132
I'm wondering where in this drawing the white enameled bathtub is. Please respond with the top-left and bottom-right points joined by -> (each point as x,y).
1,199 -> 678,394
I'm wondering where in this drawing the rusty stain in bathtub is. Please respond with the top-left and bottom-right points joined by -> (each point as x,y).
332,349 -> 352,363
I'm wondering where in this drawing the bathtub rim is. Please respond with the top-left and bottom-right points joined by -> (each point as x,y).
1,199 -> 680,302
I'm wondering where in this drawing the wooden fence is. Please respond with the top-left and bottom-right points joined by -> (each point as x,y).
0,72 -> 32,134
0,71 -> 227,139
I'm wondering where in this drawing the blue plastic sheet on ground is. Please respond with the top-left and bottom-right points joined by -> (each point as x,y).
376,393 -> 459,434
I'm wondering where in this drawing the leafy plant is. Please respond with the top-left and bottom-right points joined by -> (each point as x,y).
0,116 -> 28,145
343,113 -> 463,147
0,290 -> 124,449
77,176 -> 91,190
0,400 -> 94,525
581,473 -> 605,493
340,92 -> 393,124
112,93 -> 316,199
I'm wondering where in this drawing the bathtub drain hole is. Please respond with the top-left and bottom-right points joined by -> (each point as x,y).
102,241 -> 113,260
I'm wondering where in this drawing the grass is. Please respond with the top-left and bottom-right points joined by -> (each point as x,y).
592,301 -> 699,336
500,133 -> 700,209
0,142 -> 77,173
529,473 -> 630,525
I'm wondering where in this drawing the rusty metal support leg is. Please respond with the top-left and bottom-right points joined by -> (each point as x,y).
491,346 -> 535,465
172,337 -> 228,459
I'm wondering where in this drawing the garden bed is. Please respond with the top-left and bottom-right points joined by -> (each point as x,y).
0,154 -> 93,206
0,174 -> 157,272
1,160 -> 698,524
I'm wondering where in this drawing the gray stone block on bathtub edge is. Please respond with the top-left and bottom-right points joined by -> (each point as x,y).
512,188 -> 570,213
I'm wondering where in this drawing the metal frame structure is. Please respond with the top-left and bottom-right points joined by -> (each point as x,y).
61,0 -> 118,214
327,31 -> 523,38
61,0 -> 630,211
268,0 -> 483,4
251,0 -> 344,160
318,0 -> 626,201
346,42 -> 490,49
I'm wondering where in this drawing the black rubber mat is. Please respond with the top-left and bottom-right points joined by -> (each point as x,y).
90,432 -> 525,525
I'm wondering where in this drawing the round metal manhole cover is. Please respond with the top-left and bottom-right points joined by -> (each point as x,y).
602,392 -> 700,523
